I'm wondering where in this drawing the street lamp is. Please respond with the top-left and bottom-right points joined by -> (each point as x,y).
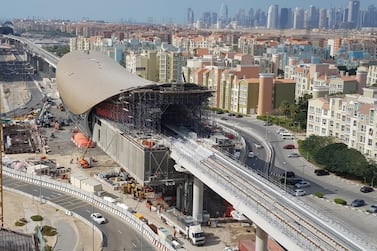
283,161 -> 287,192
265,113 -> 269,140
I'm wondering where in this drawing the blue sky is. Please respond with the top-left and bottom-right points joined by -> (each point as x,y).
1,0 -> 376,23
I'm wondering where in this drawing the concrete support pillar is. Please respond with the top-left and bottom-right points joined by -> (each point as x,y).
192,177 -> 203,222
176,185 -> 182,210
255,225 -> 268,251
183,180 -> 189,213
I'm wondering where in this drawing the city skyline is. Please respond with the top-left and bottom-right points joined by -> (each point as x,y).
1,0 -> 376,24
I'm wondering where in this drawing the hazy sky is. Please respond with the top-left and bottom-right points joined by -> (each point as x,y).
1,0 -> 376,23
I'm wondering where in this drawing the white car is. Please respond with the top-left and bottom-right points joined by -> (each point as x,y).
248,151 -> 255,158
295,181 -> 311,188
294,189 -> 306,196
254,143 -> 263,149
90,213 -> 106,224
288,153 -> 300,158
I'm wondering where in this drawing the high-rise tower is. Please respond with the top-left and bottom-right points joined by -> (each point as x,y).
293,8 -> 305,29
348,0 -> 360,29
187,8 -> 194,25
267,4 -> 279,29
219,3 -> 228,23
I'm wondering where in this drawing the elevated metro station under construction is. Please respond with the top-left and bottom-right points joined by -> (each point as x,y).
56,51 -> 234,216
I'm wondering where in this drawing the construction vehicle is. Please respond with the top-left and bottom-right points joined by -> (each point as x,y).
159,208 -> 205,246
78,142 -> 91,168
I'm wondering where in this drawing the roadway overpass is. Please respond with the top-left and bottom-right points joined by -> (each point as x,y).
4,36 -> 376,251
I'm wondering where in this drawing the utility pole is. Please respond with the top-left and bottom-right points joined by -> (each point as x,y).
0,92 -> 4,227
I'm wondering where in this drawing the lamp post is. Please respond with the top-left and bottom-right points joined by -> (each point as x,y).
39,156 -> 43,204
265,113 -> 269,140
92,194 -> 94,251
283,161 -> 287,192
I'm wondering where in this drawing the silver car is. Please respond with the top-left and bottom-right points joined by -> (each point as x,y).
367,205 -> 377,213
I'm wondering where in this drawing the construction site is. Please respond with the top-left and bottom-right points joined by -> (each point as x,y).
0,45 -> 261,250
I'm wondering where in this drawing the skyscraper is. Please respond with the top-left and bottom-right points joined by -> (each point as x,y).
267,4 -> 279,29
319,8 -> 328,29
187,8 -> 194,25
279,8 -> 292,29
348,0 -> 360,29
219,3 -> 229,23
293,8 -> 305,29
307,5 -> 319,29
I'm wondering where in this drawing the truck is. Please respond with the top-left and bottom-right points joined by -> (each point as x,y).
159,208 -> 205,246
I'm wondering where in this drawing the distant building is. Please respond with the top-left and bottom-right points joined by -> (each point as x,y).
293,8 -> 305,29
348,0 -> 360,29
187,8 -> 195,25
267,4 -> 279,29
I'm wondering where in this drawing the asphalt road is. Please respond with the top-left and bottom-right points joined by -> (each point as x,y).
216,114 -> 377,247
2,175 -> 155,251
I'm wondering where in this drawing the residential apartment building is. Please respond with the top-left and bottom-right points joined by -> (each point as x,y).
158,50 -> 186,83
285,63 -> 362,101
125,50 -> 159,81
307,88 -> 377,160
367,64 -> 377,86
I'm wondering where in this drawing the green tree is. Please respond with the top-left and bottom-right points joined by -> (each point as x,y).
315,143 -> 347,167
279,100 -> 290,117
300,135 -> 334,161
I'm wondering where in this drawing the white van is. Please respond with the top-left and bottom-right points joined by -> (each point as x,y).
281,132 -> 294,139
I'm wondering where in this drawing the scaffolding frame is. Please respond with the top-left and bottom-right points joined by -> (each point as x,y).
93,83 -> 212,136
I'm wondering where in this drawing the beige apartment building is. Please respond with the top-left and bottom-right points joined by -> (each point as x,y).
367,64 -> 377,86
307,88 -> 377,160
125,50 -> 159,81
158,51 -> 186,83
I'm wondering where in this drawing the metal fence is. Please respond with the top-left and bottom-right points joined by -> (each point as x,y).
3,167 -> 176,251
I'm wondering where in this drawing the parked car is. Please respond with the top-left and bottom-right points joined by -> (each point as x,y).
220,117 -> 228,121
281,132 -> 295,139
236,114 -> 243,118
286,171 -> 296,178
294,189 -> 306,196
254,143 -> 263,149
283,144 -> 295,149
295,180 -> 311,188
367,204 -> 377,213
314,169 -> 330,176
277,128 -> 288,134
248,151 -> 255,158
351,199 -> 366,207
360,186 -> 374,193
288,153 -> 300,158
90,213 -> 106,224
264,121 -> 272,126
282,178 -> 302,185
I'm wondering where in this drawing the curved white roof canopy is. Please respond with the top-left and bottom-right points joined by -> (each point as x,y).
56,51 -> 156,115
